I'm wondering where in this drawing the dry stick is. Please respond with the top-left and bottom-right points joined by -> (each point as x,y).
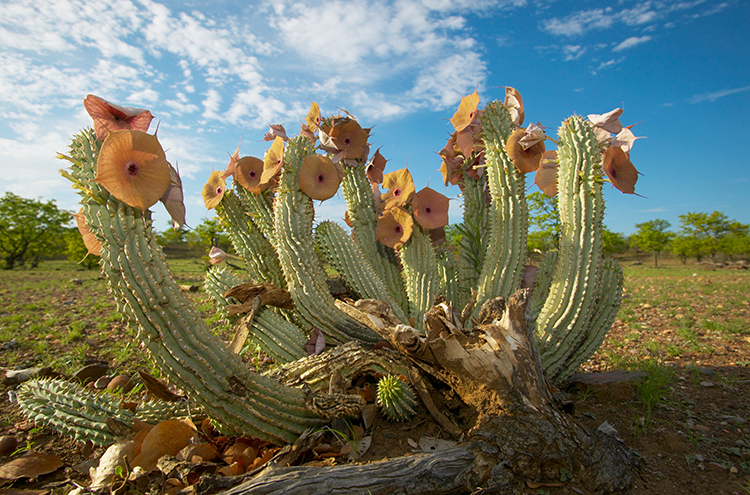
229,297 -> 262,354
409,366 -> 463,438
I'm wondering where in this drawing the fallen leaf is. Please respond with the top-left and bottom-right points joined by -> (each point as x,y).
89,441 -> 137,489
131,420 -> 196,473
0,453 -> 63,481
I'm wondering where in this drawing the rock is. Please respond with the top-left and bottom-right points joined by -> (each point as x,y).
94,375 -> 111,389
721,415 -> 747,425
71,278 -> 83,285
0,435 -> 18,456
700,381 -> 714,388
73,363 -> 109,383
699,367 -> 715,375
705,462 -> 726,473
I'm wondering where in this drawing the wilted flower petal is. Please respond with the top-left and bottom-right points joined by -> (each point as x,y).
450,91 -> 480,132
160,163 -> 186,229
366,148 -> 387,184
73,209 -> 101,257
299,154 -> 341,201
321,119 -> 369,159
208,246 -> 227,265
84,95 -> 154,140
535,150 -> 559,197
95,130 -> 171,211
412,187 -> 450,230
222,142 -> 241,179
381,168 -> 415,210
504,87 -> 524,127
518,122 -> 546,150
505,128 -> 546,174
261,136 -> 285,185
202,171 -> 226,209
264,124 -> 288,141
376,207 -> 414,249
611,127 -> 644,153
306,102 -> 322,133
602,146 -> 639,194
588,108 -> 624,134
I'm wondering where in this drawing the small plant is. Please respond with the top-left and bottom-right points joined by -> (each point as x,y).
376,374 -> 418,422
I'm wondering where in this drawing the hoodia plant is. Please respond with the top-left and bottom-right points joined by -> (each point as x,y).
17,90 -> 641,493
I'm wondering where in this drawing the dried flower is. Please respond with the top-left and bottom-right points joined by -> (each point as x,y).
381,168 -> 415,210
208,246 -> 227,265
306,102 -> 322,133
264,124 -> 288,141
222,142 -> 241,179
450,91 -> 480,132
160,163 -> 186,229
504,87 -> 524,127
261,136 -> 285,185
298,154 -> 341,201
73,209 -> 101,257
412,187 -> 450,230
202,171 -> 226,209
366,148 -> 387,184
534,150 -> 559,197
95,130 -> 171,211
84,95 -> 154,141
602,146 -> 639,194
320,118 -> 369,160
588,108 -> 624,134
376,207 -> 414,249
235,156 -> 266,193
505,127 -> 546,174
611,126 -> 644,153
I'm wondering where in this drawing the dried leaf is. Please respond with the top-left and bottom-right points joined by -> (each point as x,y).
138,370 -> 183,402
132,420 -> 196,473
0,453 -> 63,480
89,441 -> 137,489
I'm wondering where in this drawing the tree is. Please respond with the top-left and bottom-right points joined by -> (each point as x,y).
187,217 -> 233,253
632,219 -> 674,267
0,192 -> 71,269
602,227 -> 629,257
678,211 -> 749,261
526,191 -> 559,253
670,235 -> 703,263
65,228 -> 101,269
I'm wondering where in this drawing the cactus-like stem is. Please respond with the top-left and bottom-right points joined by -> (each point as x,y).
435,247 -> 461,309
204,266 -> 307,363
314,221 -> 409,325
272,138 -> 380,345
235,186 -> 275,240
533,116 -> 621,382
457,174 -> 489,308
376,374 -> 419,422
217,191 -> 285,288
15,379 -> 190,446
471,101 -> 527,316
64,131 -> 332,444
399,226 -> 442,327
340,166 -> 408,310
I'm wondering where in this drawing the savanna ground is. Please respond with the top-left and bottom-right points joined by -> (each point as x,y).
0,256 -> 748,494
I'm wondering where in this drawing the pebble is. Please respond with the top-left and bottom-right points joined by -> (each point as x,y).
699,367 -> 715,376
700,381 -> 714,388
0,435 -> 18,456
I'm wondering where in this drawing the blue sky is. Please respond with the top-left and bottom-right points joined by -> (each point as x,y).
1,0 -> 748,235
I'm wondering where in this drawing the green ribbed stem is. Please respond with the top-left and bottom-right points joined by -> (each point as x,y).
472,101 -> 527,317
399,226 -> 441,327
272,137 -> 380,345
534,116 -> 618,382
340,166 -> 408,310
314,221 -> 409,324
217,191 -> 285,288
16,378 -> 192,446
64,130 -> 325,444
457,174 -> 489,308
236,187 -> 275,239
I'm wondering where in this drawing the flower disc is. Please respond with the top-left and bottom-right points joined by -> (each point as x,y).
602,147 -> 639,194
299,155 -> 341,200
95,130 -> 171,211
376,207 -> 413,249
235,156 -> 266,193
412,187 -> 449,230
202,171 -> 226,209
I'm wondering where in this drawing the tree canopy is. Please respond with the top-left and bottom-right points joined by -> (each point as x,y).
0,192 -> 71,269
632,219 -> 674,267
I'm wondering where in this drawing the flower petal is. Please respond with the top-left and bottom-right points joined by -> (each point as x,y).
602,146 -> 639,194
450,91 -> 480,132
376,207 -> 414,249
306,102 -> 321,133
160,162 -> 187,229
223,142 -> 241,179
202,170 -> 226,209
504,87 -> 524,127
84,95 -> 153,140
261,136 -> 285,185
412,186 -> 450,230
381,168 -> 415,210
95,130 -> 171,211
588,108 -> 624,134
505,128 -> 546,174
299,154 -> 341,201
73,209 -> 101,257
235,156 -> 266,193
535,150 -> 559,197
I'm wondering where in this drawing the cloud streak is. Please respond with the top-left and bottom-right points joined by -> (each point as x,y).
689,85 -> 750,103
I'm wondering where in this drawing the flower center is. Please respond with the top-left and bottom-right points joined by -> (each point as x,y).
424,207 -> 431,214
125,161 -> 139,176
249,170 -> 257,178
393,188 -> 401,197
317,174 -> 325,183
216,187 -> 223,195
344,138 -> 351,145
394,225 -> 402,234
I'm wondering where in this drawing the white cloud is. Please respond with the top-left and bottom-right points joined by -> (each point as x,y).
612,35 -> 652,52
562,45 -> 586,60
689,85 -> 750,103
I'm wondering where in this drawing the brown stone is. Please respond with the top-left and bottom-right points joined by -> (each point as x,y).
72,363 -> 108,384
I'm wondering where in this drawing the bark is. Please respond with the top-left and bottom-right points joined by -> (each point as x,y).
226,290 -> 636,494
